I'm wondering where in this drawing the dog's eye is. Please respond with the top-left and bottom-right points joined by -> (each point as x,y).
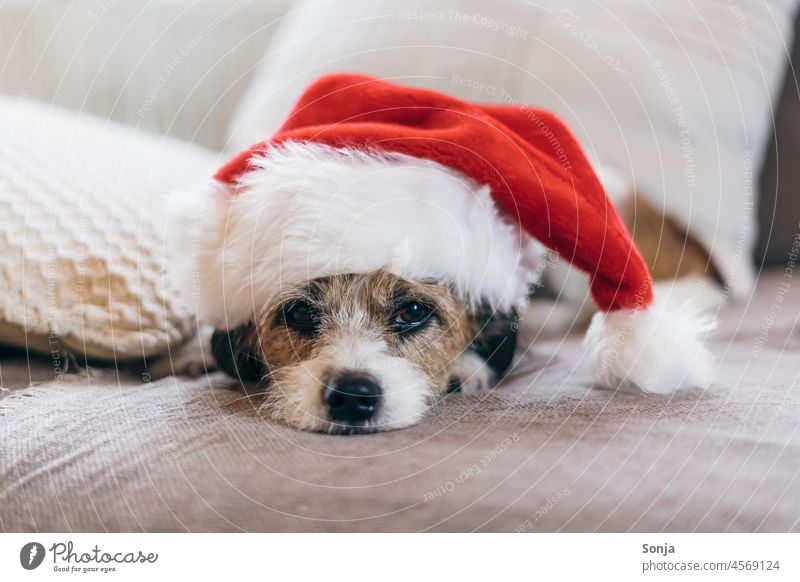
280,300 -> 319,335
393,301 -> 433,331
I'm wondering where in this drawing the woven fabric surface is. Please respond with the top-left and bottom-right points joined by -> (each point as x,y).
1,271 -> 798,532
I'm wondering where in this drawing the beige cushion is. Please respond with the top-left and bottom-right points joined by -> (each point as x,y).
0,98 -> 217,361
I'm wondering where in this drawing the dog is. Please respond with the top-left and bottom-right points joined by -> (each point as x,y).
164,74 -> 721,434
163,176 -> 721,435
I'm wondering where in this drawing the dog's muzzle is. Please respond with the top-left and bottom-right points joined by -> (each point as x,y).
324,371 -> 381,426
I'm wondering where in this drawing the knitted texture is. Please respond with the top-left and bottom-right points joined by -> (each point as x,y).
0,97 -> 216,360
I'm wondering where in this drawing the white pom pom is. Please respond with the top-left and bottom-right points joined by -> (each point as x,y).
584,301 -> 717,394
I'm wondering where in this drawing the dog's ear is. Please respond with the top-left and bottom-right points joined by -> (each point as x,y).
469,307 -> 518,379
210,324 -> 266,383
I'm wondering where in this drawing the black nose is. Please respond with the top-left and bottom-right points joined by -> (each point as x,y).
324,373 -> 381,424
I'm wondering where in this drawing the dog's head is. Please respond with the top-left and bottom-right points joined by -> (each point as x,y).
173,143 -> 541,433
211,269 -> 518,433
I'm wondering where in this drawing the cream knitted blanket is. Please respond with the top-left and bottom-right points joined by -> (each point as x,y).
0,97 -> 216,361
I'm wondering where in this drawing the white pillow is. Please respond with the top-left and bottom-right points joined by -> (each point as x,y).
0,98 -> 216,361
0,0 -> 294,151
228,0 -> 798,298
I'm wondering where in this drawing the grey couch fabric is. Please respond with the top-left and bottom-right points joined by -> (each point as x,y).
2,271 -> 798,532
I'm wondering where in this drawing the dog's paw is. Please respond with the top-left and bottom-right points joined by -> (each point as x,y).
448,351 -> 493,394
147,326 -> 216,379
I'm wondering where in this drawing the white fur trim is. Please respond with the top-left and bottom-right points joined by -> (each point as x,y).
584,302 -> 717,395
182,142 -> 543,329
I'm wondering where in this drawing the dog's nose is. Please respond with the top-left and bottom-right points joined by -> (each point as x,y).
324,373 -> 381,424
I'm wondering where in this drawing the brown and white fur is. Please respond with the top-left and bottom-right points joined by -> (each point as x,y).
208,270 -> 516,434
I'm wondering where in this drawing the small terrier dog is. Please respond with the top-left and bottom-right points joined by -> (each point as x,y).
168,74 -> 720,435
181,140 -> 537,435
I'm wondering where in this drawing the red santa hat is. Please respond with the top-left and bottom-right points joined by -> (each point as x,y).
180,73 -> 715,394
